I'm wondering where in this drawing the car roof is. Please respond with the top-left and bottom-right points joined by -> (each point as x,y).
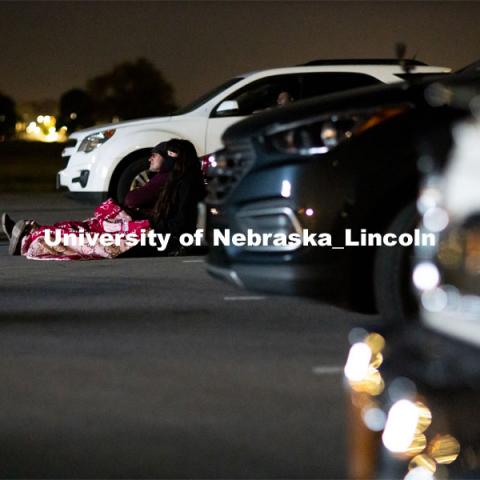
238,63 -> 448,78
300,58 -> 428,66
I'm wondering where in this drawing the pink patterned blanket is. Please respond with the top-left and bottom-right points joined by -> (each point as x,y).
21,199 -> 150,261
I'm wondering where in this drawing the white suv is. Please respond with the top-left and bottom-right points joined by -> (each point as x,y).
57,60 -> 450,203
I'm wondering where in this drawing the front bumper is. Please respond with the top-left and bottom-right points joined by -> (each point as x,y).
57,171 -> 107,204
206,153 -> 354,301
207,251 -> 347,301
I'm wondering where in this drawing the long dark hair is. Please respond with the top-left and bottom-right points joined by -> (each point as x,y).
153,138 -> 201,222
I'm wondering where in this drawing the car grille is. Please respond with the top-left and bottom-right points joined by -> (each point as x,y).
206,140 -> 255,204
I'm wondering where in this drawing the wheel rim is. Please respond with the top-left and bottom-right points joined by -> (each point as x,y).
129,169 -> 151,191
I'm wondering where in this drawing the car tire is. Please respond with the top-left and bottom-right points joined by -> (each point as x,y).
373,202 -> 419,323
115,156 -> 151,204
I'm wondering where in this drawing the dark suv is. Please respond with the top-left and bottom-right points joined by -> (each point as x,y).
205,70 -> 480,319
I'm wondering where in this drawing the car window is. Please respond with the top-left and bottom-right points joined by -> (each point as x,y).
212,75 -> 302,117
300,72 -> 381,99
173,77 -> 244,115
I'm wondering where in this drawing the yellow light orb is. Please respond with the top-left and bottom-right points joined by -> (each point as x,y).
414,402 -> 432,434
370,352 -> 383,369
364,333 -> 385,354
350,368 -> 384,396
428,434 -> 460,465
405,433 -> 428,457
408,454 -> 436,473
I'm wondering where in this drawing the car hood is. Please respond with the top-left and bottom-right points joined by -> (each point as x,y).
70,115 -> 174,137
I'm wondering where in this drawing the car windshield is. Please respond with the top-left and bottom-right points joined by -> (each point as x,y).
172,77 -> 245,115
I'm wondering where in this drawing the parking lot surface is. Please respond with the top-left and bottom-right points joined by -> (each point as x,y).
0,194 -> 375,478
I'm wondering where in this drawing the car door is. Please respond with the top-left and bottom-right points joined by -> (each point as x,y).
204,74 -> 302,154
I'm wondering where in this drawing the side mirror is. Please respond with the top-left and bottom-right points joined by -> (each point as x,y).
216,100 -> 239,113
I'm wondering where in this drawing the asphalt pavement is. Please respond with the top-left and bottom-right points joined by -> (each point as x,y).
0,193 -> 377,478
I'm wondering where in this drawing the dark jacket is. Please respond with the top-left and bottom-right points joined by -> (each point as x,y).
119,166 -> 206,257
154,169 -> 207,239
123,171 -> 169,213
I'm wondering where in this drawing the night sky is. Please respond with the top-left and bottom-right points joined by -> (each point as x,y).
1,1 -> 479,107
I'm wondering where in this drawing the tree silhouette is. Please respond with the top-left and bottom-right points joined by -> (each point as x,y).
87,58 -> 177,123
58,88 -> 95,131
0,91 -> 17,140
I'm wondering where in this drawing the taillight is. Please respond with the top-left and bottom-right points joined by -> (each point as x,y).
199,153 -> 217,174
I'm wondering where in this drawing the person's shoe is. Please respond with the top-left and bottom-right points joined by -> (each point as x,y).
8,220 -> 30,256
1,213 -> 15,240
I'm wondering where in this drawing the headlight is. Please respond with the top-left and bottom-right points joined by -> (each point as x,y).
263,105 -> 410,156
78,129 -> 116,153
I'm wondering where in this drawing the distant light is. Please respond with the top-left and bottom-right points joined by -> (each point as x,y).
421,287 -> 448,312
404,467 -> 435,480
362,407 -> 387,432
281,180 -> 291,198
382,400 -> 419,453
413,262 -> 440,291
428,434 -> 460,464
37,115 -> 44,123
387,377 -> 417,403
348,327 -> 368,345
423,207 -> 449,232
45,131 -> 59,142
344,342 -> 371,382
306,146 -> 329,154
417,185 -> 442,214
208,154 -> 217,168
70,112 -> 77,120
210,208 -> 219,216
320,124 -> 338,148
305,208 -> 314,216
408,454 -> 437,474
44,115 -> 51,124
26,121 -> 37,134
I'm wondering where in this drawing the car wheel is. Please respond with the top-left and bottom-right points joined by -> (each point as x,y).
373,202 -> 419,323
115,157 -> 152,204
